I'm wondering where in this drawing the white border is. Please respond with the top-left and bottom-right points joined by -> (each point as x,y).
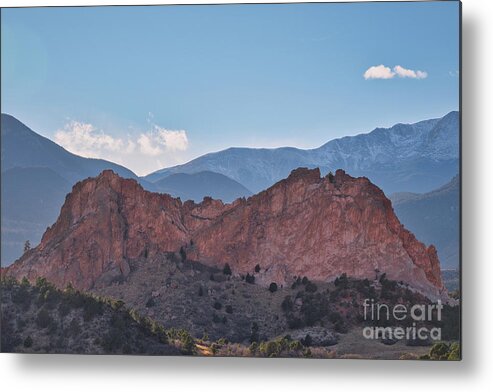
2,0 -> 493,391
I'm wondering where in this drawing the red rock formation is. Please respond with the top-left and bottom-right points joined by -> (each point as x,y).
3,169 -> 446,299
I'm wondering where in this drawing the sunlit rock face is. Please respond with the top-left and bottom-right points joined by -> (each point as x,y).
4,168 -> 445,300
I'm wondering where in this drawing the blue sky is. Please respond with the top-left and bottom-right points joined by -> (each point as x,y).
1,1 -> 460,175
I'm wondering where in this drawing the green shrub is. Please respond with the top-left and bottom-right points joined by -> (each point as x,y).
145,297 -> 156,308
268,282 -> 278,293
258,337 -> 291,357
305,281 -> 318,293
223,263 -> 232,276
166,329 -> 195,354
250,322 -> 259,343
448,342 -> 461,360
213,301 -> 222,310
83,298 -> 104,321
259,341 -> 281,357
180,332 -> 196,355
66,291 -> 86,308
35,308 -> 53,329
281,296 -> 293,312
419,342 -> 460,361
301,334 -> 312,347
245,273 -> 255,284
249,341 -> 258,355
291,277 -> 302,289
108,299 -> 125,311
429,343 -> 451,360
179,246 -> 186,261
289,340 -> 303,351
35,277 -> 48,289
334,273 -> 348,288
23,336 -> 33,348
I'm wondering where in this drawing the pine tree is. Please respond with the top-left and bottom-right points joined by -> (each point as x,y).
23,240 -> 31,253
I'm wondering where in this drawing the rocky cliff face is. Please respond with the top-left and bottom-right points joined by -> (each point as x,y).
3,169 -> 446,300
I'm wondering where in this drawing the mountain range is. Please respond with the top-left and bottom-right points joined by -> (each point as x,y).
154,171 -> 252,203
145,111 -> 459,195
1,114 -> 141,265
1,112 -> 459,268
1,113 -> 138,183
390,175 -> 460,270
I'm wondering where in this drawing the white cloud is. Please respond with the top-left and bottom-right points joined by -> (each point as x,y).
363,64 -> 395,80
154,126 -> 188,152
54,121 -> 129,158
136,127 -> 188,156
137,133 -> 162,156
54,120 -> 189,176
394,65 -> 428,79
363,64 -> 428,80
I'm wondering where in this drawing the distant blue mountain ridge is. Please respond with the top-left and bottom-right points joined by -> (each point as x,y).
390,175 -> 460,270
1,114 -> 139,266
1,113 -> 138,183
146,111 -> 459,195
1,111 -> 459,267
154,171 -> 252,203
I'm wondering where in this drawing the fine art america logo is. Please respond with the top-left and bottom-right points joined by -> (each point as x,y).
362,299 -> 443,341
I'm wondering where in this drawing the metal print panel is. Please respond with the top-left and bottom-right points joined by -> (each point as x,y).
0,1 -> 461,360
